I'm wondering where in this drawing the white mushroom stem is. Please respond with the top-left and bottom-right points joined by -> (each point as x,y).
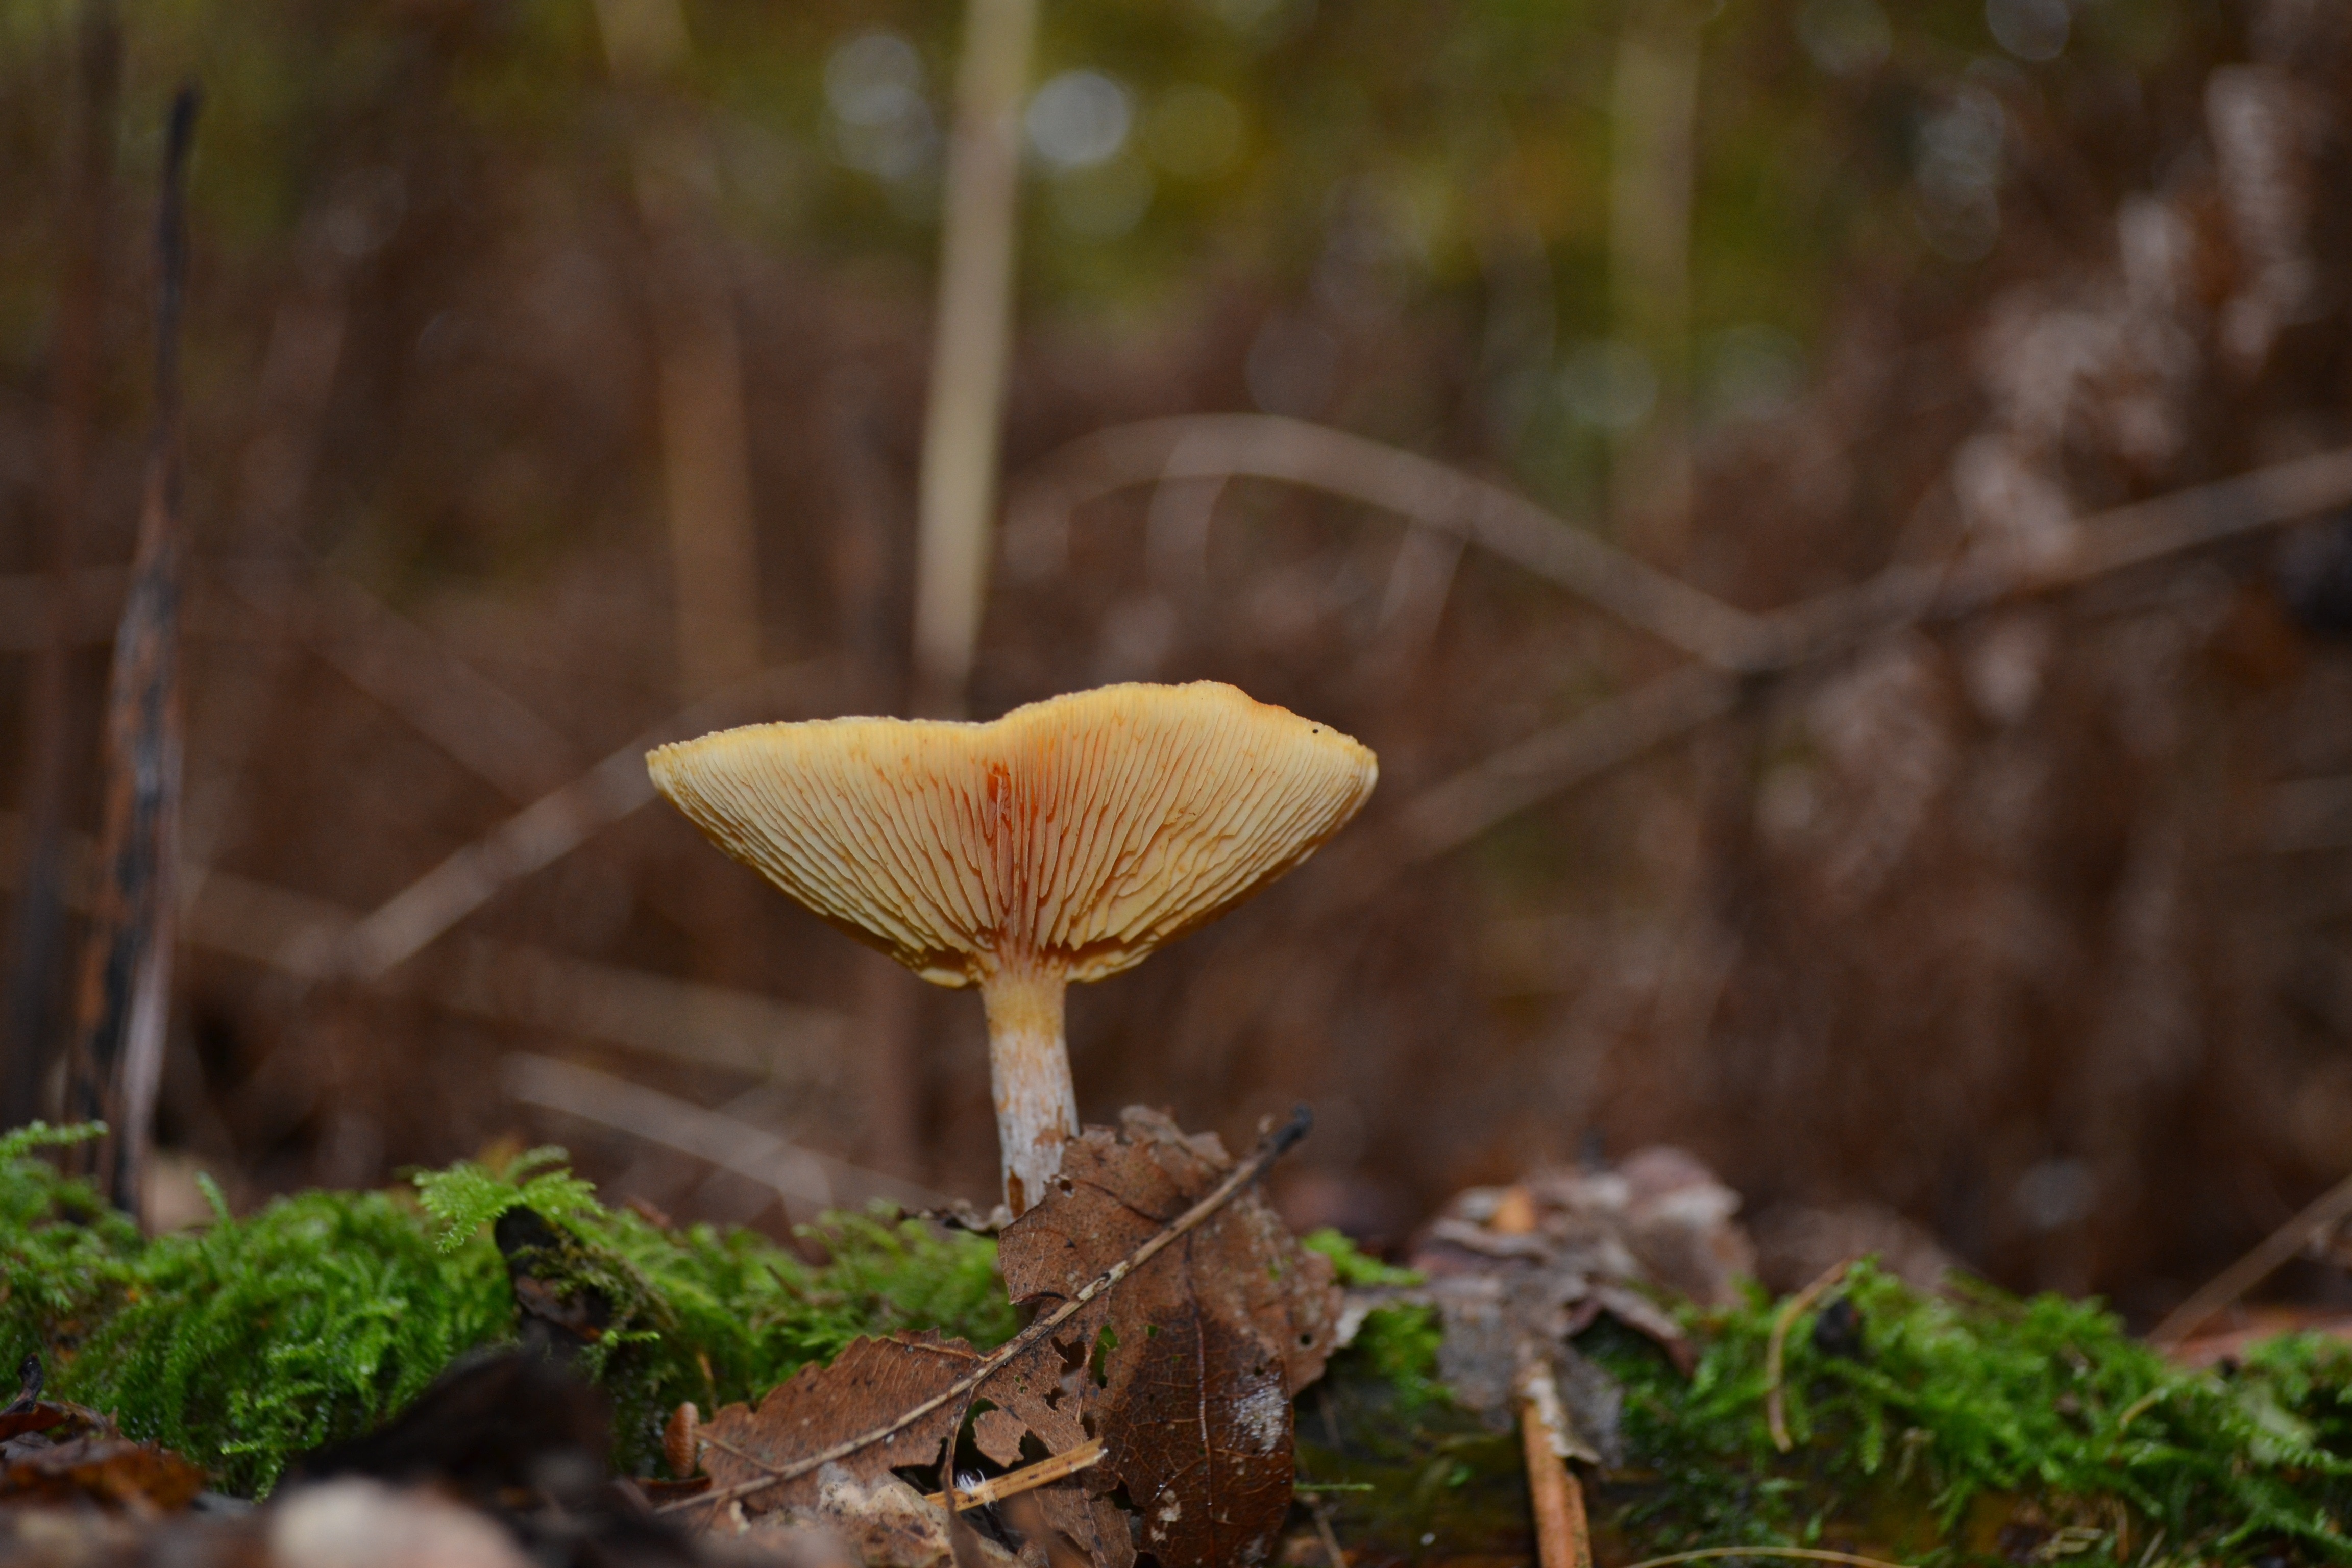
979,962 -> 1077,1216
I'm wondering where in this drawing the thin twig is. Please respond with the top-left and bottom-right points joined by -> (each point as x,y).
1766,1256 -> 1855,1453
1621,1548 -> 1915,1568
2148,1166 -> 2352,1346
919,1436 -> 1105,1509
1308,1496 -> 1349,1568
662,1106 -> 1315,1518
220,558 -> 583,805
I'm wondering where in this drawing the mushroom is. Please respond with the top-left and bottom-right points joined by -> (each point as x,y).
646,681 -> 1378,1214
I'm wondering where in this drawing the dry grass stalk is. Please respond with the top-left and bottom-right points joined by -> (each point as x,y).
1,808 -> 848,1087
335,659 -> 830,979
1607,7 -> 1699,558
1766,1256 -> 1855,1453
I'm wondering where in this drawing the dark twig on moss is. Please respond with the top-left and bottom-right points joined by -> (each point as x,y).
663,1105 -> 1315,1521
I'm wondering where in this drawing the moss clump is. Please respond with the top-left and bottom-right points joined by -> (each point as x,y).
0,1124 -> 1014,1496
1590,1265 -> 2352,1563
1302,1227 -> 1446,1413
411,1146 -> 1018,1476
1298,1252 -> 2352,1564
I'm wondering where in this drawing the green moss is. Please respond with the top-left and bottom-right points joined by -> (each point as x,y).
1303,1227 -> 1447,1413
1299,1257 -> 2352,1565
66,1185 -> 515,1496
19,1130 -> 2352,1564
0,1125 -> 1013,1496
1594,1265 -> 2352,1564
412,1146 -> 1018,1475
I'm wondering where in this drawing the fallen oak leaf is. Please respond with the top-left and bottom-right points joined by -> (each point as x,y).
698,1309 -> 1132,1564
672,1106 -> 1314,1533
997,1107 -> 1344,1568
697,1337 -> 1000,1568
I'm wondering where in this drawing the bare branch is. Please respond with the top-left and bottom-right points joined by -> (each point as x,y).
2148,1167 -> 2352,1347
336,660 -> 832,979
500,1052 -> 939,1215
214,560 -> 584,804
1,810 -> 845,1087
2,560 -> 586,806
1393,444 -> 2352,861
1002,413 -> 1768,669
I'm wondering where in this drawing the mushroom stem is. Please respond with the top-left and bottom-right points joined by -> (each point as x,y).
979,963 -> 1077,1216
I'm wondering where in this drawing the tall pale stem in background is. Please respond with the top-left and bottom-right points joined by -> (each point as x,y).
591,0 -> 763,699
912,0 -> 1039,717
1609,4 -> 1701,564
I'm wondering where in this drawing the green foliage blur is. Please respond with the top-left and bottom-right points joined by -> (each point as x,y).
0,0 -> 2234,536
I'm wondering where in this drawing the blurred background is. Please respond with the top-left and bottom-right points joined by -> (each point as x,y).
3,0 -> 2350,1325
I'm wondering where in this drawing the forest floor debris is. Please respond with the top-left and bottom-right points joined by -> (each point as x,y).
12,1120 -> 2352,1567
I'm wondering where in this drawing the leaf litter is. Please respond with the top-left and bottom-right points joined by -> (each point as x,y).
695,1107 -> 1338,1568
22,1121 -> 2352,1566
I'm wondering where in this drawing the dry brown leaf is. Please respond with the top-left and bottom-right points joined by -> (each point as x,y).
997,1107 -> 1342,1568
697,1108 -> 1333,1568
697,1328 -> 1099,1568
699,1332 -> 969,1512
0,1435 -> 208,1513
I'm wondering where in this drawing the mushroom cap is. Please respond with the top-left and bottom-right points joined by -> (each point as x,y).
646,681 -> 1377,988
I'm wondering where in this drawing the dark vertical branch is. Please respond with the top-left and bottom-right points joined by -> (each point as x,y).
3,1 -> 120,1131
60,86 -> 201,1211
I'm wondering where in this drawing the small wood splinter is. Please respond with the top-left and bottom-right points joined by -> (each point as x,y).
922,1436 -> 1106,1510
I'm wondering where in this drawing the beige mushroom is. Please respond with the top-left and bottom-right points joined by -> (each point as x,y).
646,681 -> 1378,1214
